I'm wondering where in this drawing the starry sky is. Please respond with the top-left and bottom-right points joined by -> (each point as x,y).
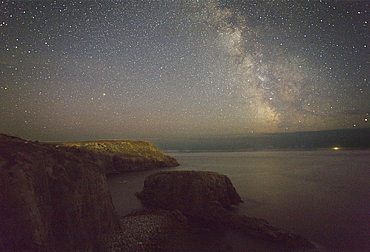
1,0 -> 369,144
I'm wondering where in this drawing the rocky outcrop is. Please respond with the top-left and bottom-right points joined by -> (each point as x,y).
136,171 -> 316,250
48,140 -> 179,174
104,209 -> 189,252
0,134 -> 121,251
136,170 -> 243,215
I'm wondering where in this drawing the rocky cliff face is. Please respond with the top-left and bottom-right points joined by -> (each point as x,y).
136,170 -> 243,215
0,134 -> 121,251
49,140 -> 179,174
136,171 -> 316,250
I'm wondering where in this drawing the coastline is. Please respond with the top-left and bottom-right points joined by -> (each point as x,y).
107,170 -> 317,252
3,133 -> 368,251
108,150 -> 370,251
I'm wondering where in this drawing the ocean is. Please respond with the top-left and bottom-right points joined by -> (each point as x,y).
107,150 -> 370,252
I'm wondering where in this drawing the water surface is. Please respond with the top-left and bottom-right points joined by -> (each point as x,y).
107,150 -> 370,251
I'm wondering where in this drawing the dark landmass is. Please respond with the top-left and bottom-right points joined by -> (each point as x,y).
156,127 -> 370,151
0,134 -> 178,251
261,127 -> 370,150
0,134 -> 120,251
136,171 -> 316,251
45,139 -> 179,174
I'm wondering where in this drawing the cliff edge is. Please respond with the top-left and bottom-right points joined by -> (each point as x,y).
0,134 -> 179,251
49,140 -> 179,174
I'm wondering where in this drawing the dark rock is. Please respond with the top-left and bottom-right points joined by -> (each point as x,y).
136,170 -> 316,250
104,209 -> 189,252
0,134 -> 120,251
136,170 -> 243,215
47,140 -> 179,174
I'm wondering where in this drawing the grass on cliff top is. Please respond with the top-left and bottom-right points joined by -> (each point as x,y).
0,134 -> 171,159
48,140 -> 168,158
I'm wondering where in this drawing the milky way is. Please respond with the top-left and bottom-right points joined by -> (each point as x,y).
0,1 -> 369,142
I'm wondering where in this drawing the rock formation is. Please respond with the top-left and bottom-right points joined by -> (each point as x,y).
0,134 -> 121,251
136,170 -> 243,215
136,171 -> 316,250
48,140 -> 179,174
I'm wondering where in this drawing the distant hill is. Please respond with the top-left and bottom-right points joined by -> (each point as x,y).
156,128 -> 370,151
258,128 -> 370,150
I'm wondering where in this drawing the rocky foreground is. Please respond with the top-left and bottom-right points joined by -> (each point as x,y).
104,209 -> 189,251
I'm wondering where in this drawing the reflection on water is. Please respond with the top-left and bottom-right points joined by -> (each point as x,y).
107,150 -> 370,252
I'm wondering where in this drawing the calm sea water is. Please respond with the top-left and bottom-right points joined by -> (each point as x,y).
107,150 -> 370,252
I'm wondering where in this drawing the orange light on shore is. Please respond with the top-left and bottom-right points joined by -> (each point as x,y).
333,147 -> 339,150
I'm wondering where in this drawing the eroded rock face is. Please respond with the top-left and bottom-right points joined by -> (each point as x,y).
0,134 -> 120,251
136,171 -> 243,216
49,140 -> 179,174
136,170 -> 316,250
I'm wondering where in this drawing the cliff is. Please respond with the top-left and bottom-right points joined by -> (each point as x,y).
136,171 -> 316,250
48,140 -> 179,174
0,134 -> 122,251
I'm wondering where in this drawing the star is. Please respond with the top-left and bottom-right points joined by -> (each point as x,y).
0,0 -> 368,142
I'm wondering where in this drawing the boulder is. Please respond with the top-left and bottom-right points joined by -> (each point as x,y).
136,170 -> 316,250
0,134 -> 120,251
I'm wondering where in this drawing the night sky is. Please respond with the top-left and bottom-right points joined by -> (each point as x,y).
1,1 -> 369,144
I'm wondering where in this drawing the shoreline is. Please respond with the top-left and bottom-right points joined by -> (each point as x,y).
105,208 -> 319,252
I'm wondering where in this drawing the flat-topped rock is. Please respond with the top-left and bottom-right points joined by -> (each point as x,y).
136,170 -> 316,250
136,170 -> 243,215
